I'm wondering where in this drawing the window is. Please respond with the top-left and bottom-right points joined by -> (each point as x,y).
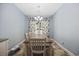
29,16 -> 49,34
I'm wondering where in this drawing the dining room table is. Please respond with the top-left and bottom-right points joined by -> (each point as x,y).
24,33 -> 54,56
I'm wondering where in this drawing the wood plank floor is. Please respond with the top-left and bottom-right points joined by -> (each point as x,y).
14,40 -> 69,56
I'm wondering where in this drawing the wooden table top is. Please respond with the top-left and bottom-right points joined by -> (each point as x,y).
24,33 -> 53,43
29,34 -> 46,39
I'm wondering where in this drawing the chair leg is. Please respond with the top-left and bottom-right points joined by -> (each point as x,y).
31,52 -> 33,56
43,52 -> 46,56
43,53 -> 45,56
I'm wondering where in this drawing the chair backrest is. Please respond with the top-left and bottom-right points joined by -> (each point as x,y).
29,38 -> 46,51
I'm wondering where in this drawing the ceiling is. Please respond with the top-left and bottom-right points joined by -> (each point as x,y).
15,3 -> 63,17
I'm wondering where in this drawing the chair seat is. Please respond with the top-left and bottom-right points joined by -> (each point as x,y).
31,50 -> 45,54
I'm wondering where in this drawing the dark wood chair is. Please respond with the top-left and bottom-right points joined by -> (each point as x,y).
29,38 -> 46,56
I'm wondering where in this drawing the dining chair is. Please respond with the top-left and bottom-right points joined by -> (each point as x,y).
29,38 -> 46,56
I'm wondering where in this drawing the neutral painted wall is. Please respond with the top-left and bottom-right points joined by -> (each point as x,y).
49,3 -> 79,55
0,4 -> 28,49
